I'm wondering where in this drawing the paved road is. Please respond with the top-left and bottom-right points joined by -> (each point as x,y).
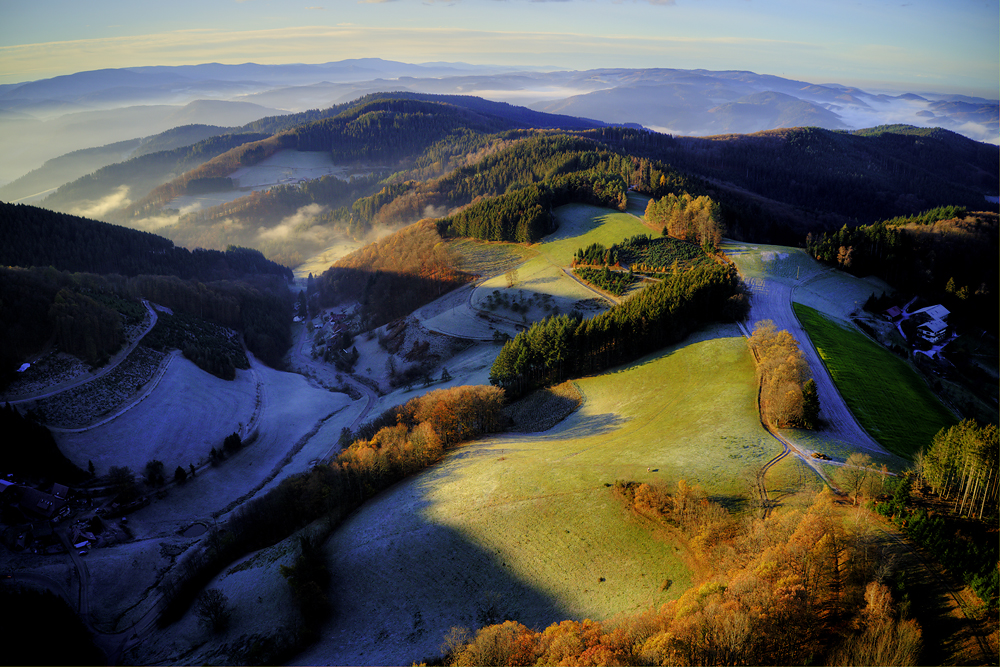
3,300 -> 159,404
740,265 -> 891,458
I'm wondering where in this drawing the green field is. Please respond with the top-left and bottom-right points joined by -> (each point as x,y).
471,204 -> 655,316
416,331 -> 784,617
793,303 -> 957,458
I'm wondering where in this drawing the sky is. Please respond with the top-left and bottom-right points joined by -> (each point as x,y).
1,0 -> 998,98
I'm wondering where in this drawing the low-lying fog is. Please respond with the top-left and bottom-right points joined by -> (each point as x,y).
2,61 -> 996,189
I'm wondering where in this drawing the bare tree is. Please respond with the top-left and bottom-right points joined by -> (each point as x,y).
843,452 -> 873,505
195,588 -> 231,633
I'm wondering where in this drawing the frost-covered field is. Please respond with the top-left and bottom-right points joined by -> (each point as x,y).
793,271 -> 894,321
295,329 -> 774,667
55,355 -> 259,475
56,353 -> 357,529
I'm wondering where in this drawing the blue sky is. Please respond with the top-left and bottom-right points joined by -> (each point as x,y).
1,0 -> 997,97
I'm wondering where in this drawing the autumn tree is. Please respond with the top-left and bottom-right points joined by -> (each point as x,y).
747,320 -> 818,428
842,452 -> 874,506
920,419 -> 998,519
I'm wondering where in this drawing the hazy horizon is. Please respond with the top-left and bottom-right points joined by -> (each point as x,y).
2,0 -> 997,100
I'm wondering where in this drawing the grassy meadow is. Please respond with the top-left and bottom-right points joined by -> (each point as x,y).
793,303 -> 957,458
310,329 -> 807,666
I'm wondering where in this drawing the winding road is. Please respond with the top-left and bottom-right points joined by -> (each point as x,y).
3,299 -> 159,405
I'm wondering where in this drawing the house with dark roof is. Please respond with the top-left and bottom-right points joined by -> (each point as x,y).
18,487 -> 66,520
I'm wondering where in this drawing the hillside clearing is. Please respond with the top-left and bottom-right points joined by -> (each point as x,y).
295,327 -> 796,666
793,303 -> 957,458
467,204 -> 653,321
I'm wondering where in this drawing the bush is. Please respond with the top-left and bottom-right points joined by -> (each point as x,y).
195,588 -> 231,633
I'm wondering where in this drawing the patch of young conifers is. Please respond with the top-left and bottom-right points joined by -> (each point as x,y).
443,482 -> 922,667
747,320 -> 820,429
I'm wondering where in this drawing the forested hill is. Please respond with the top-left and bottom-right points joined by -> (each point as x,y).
581,125 -> 998,234
39,132 -> 271,212
0,201 -> 292,282
237,90 -> 612,136
114,96 -> 602,222
0,124 -> 240,204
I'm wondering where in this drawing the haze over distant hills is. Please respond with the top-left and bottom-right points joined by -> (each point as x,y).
1,59 -> 996,186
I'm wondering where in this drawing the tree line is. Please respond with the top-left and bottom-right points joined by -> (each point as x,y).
490,260 -> 749,397
917,419 -> 998,520
157,385 -> 507,663
574,234 -> 714,275
0,266 -> 292,382
805,209 -> 998,334
0,202 -> 292,282
747,320 -> 820,429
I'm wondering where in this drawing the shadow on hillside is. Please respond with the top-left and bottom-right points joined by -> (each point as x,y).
296,489 -> 578,666
708,493 -> 751,513
541,410 -> 625,440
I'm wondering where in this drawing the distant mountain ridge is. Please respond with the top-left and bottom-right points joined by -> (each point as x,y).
2,60 -> 995,186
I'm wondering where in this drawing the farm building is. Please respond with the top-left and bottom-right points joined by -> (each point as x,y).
912,304 -> 950,344
18,487 -> 66,520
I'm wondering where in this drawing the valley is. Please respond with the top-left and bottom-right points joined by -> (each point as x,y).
0,83 -> 996,666
4,197 -> 992,664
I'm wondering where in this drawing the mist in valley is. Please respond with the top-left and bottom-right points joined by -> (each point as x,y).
2,60 -> 996,280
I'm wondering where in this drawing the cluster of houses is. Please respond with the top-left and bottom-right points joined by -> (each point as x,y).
0,478 -> 73,552
1,478 -> 118,554
310,310 -> 353,353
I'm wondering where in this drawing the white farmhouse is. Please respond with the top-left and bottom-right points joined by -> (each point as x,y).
912,304 -> 950,344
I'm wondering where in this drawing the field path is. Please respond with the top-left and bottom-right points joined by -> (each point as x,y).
558,266 -> 620,305
3,299 -> 158,404
730,247 -> 890,458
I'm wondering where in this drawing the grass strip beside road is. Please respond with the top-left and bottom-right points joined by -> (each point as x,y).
792,303 -> 957,458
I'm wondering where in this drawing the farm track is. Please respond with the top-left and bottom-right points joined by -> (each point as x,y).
732,252 -> 878,510
559,267 -> 620,306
